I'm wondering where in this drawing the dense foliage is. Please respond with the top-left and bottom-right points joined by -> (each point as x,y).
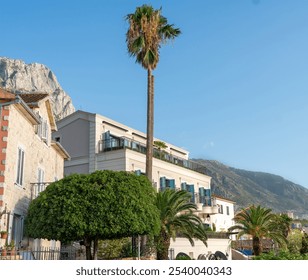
300,233 -> 308,254
25,170 -> 160,259
97,238 -> 132,260
253,250 -> 308,260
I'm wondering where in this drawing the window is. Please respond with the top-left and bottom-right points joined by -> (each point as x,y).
226,206 -> 230,215
38,168 -> 45,191
16,147 -> 25,186
36,168 -> 45,197
181,182 -> 195,203
103,131 -> 121,150
199,187 -> 211,206
41,119 -> 48,141
12,214 -> 23,248
135,170 -> 145,176
160,177 -> 176,191
218,204 -> 224,214
36,114 -> 49,144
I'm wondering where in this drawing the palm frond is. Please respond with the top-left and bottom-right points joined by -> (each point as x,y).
229,205 -> 288,255
126,4 -> 180,70
155,188 -> 208,259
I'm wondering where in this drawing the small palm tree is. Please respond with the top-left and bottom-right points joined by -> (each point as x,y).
228,205 -> 287,256
154,140 -> 167,159
126,5 -> 181,181
155,188 -> 208,260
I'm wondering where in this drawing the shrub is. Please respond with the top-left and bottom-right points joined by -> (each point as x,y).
253,250 -> 308,260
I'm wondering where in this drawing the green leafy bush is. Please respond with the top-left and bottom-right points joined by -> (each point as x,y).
253,250 -> 308,260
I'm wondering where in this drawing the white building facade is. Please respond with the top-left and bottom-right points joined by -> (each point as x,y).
54,110 -> 235,259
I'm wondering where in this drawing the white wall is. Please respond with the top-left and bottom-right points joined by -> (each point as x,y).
170,238 -> 232,260
210,197 -> 235,233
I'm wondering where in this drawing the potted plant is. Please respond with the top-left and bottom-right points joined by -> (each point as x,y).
1,246 -> 7,257
0,231 -> 8,239
6,240 -> 16,256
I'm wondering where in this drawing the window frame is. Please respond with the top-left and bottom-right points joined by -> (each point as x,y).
16,147 -> 25,187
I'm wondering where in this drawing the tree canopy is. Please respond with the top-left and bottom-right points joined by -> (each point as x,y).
25,170 -> 160,259
126,4 -> 181,71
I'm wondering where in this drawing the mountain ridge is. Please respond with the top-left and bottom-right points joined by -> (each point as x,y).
193,159 -> 308,218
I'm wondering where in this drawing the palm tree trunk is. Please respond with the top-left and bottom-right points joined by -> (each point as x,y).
146,68 -> 154,182
253,236 -> 262,256
156,230 -> 171,260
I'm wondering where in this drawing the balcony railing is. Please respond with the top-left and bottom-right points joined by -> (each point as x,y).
191,193 -> 218,215
30,182 -> 52,200
98,137 -> 207,175
177,231 -> 230,239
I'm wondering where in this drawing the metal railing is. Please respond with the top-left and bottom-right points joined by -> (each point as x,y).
98,137 -> 207,175
176,231 -> 230,240
30,182 -> 52,200
0,246 -> 85,260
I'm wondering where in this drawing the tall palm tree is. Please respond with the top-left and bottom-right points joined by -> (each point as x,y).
126,5 -> 181,181
155,188 -> 208,260
228,205 -> 287,256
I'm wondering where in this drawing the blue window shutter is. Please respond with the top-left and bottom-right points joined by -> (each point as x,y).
205,189 -> 212,206
181,182 -> 187,191
205,189 -> 211,197
168,179 -> 175,189
160,177 -> 166,191
187,184 -> 195,203
199,187 -> 205,204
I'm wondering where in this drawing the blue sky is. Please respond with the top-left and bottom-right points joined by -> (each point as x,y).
1,0 -> 308,188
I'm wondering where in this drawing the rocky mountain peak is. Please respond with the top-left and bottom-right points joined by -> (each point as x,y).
0,57 -> 75,121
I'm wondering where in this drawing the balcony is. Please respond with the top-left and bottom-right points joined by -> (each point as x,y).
30,182 -> 51,200
190,192 -> 218,216
202,205 -> 219,215
98,137 -> 207,175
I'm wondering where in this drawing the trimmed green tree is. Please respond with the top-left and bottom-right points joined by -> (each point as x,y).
154,188 -> 208,260
25,170 -> 160,259
126,4 -> 181,181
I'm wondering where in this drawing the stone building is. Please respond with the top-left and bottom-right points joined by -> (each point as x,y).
0,88 -> 69,251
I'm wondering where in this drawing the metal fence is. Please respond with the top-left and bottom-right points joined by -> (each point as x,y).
0,246 -> 86,260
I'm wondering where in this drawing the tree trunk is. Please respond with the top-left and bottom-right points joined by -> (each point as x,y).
93,237 -> 99,260
146,69 -> 154,182
253,236 -> 262,256
156,230 -> 171,260
84,237 -> 93,260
